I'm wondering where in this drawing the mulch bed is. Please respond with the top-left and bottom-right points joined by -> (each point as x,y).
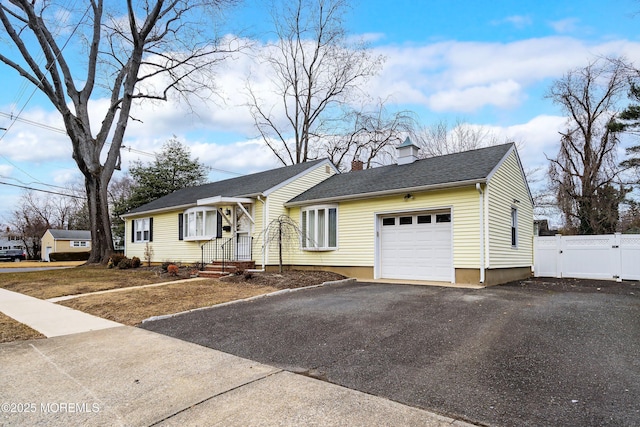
220,270 -> 346,289
500,276 -> 638,296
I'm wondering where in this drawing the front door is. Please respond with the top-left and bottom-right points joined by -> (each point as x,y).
235,205 -> 252,260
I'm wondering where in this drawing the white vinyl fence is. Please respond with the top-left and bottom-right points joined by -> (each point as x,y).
534,234 -> 640,281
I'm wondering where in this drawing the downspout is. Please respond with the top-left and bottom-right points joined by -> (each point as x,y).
476,183 -> 485,284
256,196 -> 267,271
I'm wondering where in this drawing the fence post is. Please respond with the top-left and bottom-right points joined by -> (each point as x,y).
555,234 -> 563,278
612,233 -> 622,282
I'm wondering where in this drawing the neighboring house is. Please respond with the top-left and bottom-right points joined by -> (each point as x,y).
0,227 -> 25,251
123,142 -> 533,285
41,229 -> 92,261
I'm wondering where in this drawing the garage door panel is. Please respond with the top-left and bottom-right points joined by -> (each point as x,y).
380,211 -> 452,282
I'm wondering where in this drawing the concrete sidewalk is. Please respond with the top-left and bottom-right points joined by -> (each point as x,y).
0,288 -> 121,337
0,288 -> 477,426
0,327 -> 476,426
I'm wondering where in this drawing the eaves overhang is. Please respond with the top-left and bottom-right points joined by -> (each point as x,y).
197,196 -> 255,206
285,178 -> 487,207
120,203 -> 196,219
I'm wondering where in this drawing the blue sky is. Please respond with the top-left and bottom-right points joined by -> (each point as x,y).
1,0 -> 640,223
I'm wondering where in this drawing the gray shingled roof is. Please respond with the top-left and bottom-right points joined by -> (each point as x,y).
287,143 -> 514,205
49,229 -> 91,240
126,159 -> 327,215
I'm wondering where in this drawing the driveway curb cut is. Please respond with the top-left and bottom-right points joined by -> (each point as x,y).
141,278 -> 357,323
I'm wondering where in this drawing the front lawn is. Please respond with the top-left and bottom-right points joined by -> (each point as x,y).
0,313 -> 44,343
58,280 -> 280,326
0,267 -> 346,341
0,265 -> 189,299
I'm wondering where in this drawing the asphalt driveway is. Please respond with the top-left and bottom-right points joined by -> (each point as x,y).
141,280 -> 640,427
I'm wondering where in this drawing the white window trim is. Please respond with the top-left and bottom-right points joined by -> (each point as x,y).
183,207 -> 218,241
300,205 -> 338,251
71,241 -> 89,248
134,218 -> 151,243
511,207 -> 518,248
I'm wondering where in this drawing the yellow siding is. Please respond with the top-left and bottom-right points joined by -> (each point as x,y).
124,162 -> 334,265
287,186 -> 481,268
126,211 -> 206,263
487,150 -> 534,268
40,232 -> 55,260
260,163 -> 336,266
60,241 -> 91,253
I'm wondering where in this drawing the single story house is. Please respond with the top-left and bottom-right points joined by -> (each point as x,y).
122,141 -> 533,285
41,229 -> 92,261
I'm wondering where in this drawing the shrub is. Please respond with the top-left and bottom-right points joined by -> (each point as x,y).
49,252 -> 91,262
110,254 -> 127,266
131,256 -> 141,268
118,258 -> 132,269
190,261 -> 204,271
161,261 -> 174,272
167,264 -> 179,276
244,271 -> 253,280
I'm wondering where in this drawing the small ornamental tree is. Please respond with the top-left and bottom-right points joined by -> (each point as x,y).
260,215 -> 305,273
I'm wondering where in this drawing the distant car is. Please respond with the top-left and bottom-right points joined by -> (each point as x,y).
0,249 -> 27,262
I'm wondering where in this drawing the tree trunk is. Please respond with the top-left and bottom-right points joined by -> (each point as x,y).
85,172 -> 114,264
278,219 -> 283,273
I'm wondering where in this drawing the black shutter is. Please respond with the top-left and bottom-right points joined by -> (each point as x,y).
178,214 -> 184,240
131,220 -> 135,243
216,211 -> 223,238
149,217 -> 153,242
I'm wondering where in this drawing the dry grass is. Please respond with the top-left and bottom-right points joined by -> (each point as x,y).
0,312 -> 45,343
0,261 -> 84,269
0,265 -> 189,299
58,280 -> 279,326
0,268 -> 345,341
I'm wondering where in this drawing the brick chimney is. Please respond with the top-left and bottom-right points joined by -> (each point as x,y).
351,159 -> 364,171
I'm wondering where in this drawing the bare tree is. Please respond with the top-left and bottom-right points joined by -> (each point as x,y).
413,118 -> 503,158
0,1 -> 237,263
546,58 -> 629,234
247,0 -> 383,165
324,100 -> 417,171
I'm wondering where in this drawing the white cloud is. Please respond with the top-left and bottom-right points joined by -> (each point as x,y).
51,168 -> 81,186
484,114 -> 567,171
0,107 -> 71,162
549,18 -> 580,34
428,80 -> 523,112
0,164 -> 14,177
367,36 -> 640,112
492,15 -> 532,29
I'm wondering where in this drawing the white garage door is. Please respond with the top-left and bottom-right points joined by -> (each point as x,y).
379,211 -> 452,282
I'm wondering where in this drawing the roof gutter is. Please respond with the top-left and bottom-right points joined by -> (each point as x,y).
120,203 -> 196,219
285,178 -> 487,207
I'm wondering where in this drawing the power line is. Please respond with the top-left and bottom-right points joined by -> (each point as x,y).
0,112 -> 67,134
0,180 -> 83,199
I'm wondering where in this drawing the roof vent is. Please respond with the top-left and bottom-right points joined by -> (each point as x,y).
396,137 -> 420,165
